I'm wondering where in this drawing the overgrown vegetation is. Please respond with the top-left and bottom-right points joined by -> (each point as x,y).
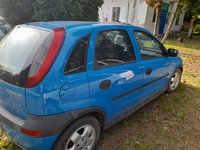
0,0 -> 103,27
194,24 -> 200,34
0,130 -> 20,150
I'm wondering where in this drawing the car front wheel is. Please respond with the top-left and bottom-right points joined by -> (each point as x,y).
166,69 -> 182,93
52,115 -> 100,150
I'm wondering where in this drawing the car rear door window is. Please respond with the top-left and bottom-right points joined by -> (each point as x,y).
64,34 -> 90,75
94,30 -> 136,69
134,31 -> 166,60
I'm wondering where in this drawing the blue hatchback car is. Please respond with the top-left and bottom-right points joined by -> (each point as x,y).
0,21 -> 183,150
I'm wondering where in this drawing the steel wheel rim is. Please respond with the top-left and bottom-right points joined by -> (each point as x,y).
170,72 -> 180,91
65,125 -> 96,150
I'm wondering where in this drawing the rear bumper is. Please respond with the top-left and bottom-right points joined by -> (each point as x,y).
0,104 -> 75,138
2,123 -> 58,150
0,104 -> 74,150
0,104 -> 107,149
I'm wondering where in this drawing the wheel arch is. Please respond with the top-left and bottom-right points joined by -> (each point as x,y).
178,65 -> 183,73
61,107 -> 107,134
71,107 -> 106,129
52,107 -> 107,149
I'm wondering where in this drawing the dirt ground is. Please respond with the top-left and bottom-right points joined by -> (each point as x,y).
97,36 -> 200,150
0,36 -> 200,150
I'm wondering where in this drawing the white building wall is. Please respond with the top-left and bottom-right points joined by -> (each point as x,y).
99,0 -> 184,34
130,0 -> 148,27
99,0 -> 131,23
99,0 -> 148,27
143,6 -> 155,33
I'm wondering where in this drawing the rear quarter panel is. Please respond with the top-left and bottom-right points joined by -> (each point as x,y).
26,26 -> 94,116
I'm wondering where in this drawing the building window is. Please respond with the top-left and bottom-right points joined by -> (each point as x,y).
152,9 -> 156,22
112,7 -> 121,22
166,12 -> 171,24
175,16 -> 180,25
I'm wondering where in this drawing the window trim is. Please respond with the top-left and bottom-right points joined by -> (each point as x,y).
64,34 -> 91,75
93,29 -> 137,71
133,30 -> 168,61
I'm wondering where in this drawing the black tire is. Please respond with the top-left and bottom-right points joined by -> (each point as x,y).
52,115 -> 100,150
166,69 -> 182,93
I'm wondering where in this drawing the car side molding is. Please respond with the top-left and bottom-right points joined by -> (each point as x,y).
112,73 -> 170,101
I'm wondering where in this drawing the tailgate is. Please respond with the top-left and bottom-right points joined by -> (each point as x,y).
0,80 -> 26,119
0,26 -> 52,119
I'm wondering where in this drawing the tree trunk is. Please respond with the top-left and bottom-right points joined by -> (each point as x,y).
161,0 -> 180,44
187,20 -> 195,39
154,1 -> 162,37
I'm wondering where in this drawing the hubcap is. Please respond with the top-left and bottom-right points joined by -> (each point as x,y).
65,125 -> 96,150
170,72 -> 180,91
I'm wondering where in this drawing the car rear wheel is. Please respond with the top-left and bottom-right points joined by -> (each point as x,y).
166,69 -> 182,93
52,115 -> 100,150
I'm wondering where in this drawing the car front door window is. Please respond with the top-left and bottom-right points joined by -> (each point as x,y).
94,30 -> 136,69
134,31 -> 166,60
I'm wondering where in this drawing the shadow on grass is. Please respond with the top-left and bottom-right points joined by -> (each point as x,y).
165,35 -> 200,50
98,83 -> 200,150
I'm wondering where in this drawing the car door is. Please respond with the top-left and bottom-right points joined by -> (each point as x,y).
132,29 -> 173,100
87,27 -> 144,121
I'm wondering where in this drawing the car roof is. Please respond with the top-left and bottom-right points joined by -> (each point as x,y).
26,21 -> 141,30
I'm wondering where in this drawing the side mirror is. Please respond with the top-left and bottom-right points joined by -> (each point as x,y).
168,48 -> 179,57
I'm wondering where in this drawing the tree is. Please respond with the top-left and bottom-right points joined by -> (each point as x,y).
162,0 -> 180,43
0,0 -> 103,27
33,0 -> 103,22
162,0 -> 200,43
0,0 -> 35,27
146,0 -> 163,37
185,0 -> 200,38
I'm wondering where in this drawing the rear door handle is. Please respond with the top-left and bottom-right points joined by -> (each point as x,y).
146,68 -> 152,75
99,80 -> 111,90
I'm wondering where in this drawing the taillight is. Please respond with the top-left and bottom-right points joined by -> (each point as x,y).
26,28 -> 65,88
22,128 -> 42,137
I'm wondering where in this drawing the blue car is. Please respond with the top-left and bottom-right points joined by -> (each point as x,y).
0,21 -> 183,150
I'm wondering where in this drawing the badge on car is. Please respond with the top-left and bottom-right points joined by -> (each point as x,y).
6,89 -> 22,98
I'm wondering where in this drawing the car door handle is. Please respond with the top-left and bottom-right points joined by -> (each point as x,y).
146,68 -> 152,75
99,80 -> 112,90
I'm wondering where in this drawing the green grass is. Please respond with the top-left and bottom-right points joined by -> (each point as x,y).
165,35 -> 200,50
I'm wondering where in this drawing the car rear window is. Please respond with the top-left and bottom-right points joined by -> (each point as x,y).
0,26 -> 51,87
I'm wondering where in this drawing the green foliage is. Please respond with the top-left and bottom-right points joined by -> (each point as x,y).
180,0 -> 200,20
194,24 -> 200,34
0,0 -> 103,27
0,0 -> 35,26
33,0 -> 103,21
146,0 -> 162,8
